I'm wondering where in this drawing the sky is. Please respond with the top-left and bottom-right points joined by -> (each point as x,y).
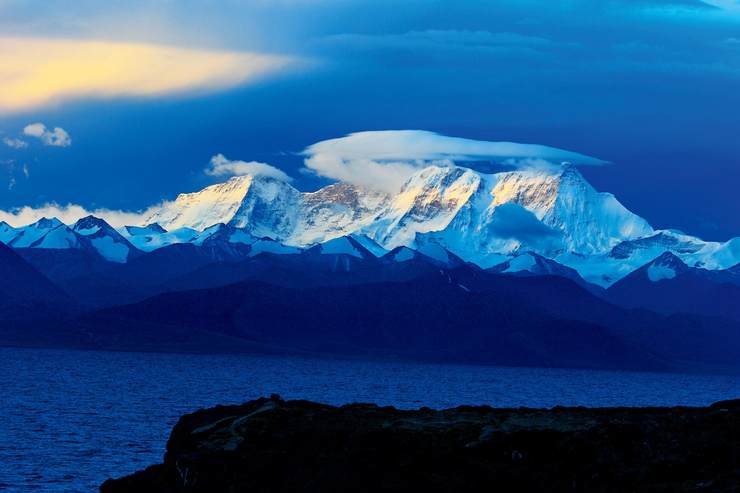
0,0 -> 739,240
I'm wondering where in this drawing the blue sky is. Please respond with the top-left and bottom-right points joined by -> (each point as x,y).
0,0 -> 738,240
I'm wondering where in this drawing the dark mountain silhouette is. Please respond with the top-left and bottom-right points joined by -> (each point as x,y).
0,242 -> 72,320
608,252 -> 740,321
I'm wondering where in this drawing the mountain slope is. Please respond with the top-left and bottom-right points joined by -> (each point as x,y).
491,165 -> 653,253
4,218 -> 88,249
0,242 -> 72,319
67,274 -> 660,370
73,216 -> 140,262
4,164 -> 738,297
136,165 -> 659,262
488,252 -> 601,294
144,175 -> 302,237
607,252 -> 740,320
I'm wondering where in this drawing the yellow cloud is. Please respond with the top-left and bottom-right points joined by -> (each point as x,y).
0,37 -> 295,113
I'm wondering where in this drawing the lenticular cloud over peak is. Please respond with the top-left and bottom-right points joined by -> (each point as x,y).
302,130 -> 607,192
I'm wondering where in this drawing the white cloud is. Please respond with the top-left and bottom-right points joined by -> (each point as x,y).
0,203 -> 160,229
0,154 -> 293,230
23,123 -> 72,147
2,137 -> 28,149
205,153 -> 292,181
302,130 -> 606,192
0,37 -> 297,113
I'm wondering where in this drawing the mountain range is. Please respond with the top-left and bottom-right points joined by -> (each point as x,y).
1,163 -> 739,371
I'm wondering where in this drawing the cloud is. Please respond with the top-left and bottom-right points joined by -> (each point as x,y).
488,202 -> 563,251
0,203 -> 159,229
23,123 -> 71,147
302,130 -> 606,192
205,154 -> 292,181
0,155 -> 293,230
2,137 -> 28,149
0,37 -> 296,113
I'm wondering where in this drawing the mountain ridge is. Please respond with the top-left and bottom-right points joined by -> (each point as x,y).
1,164 -> 738,288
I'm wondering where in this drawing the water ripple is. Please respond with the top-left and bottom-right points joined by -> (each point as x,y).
2,347 -> 740,492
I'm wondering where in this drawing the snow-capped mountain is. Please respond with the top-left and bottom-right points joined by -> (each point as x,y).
1,218 -> 86,249
121,224 -> 199,252
492,166 -> 653,253
4,163 -> 738,287
137,164 -> 655,260
607,252 -> 740,320
296,183 -> 389,246
555,229 -> 740,287
306,235 -> 376,260
0,216 -> 137,263
143,174 -> 302,238
72,216 -> 139,263
488,251 -> 593,291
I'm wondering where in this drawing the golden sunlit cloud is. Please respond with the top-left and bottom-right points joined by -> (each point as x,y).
0,37 -> 296,113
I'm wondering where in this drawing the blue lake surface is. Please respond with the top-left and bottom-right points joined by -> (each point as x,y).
3,347 -> 740,492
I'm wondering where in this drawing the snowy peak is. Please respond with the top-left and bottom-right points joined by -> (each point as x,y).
129,163 -> 656,269
382,246 -> 422,263
296,183 -> 389,246
302,182 -> 388,212
601,229 -> 740,283
229,176 -> 302,240
643,252 -> 689,282
144,173 -> 305,241
380,244 -> 457,267
488,251 -> 596,290
0,221 -> 18,244
364,165 -> 483,249
72,215 -> 139,263
3,163 -> 735,290
73,215 -> 112,235
609,231 -> 705,260
33,217 -> 64,230
307,236 -> 375,260
606,249 -> 740,320
144,175 -> 253,231
491,252 -> 552,275
492,165 -> 653,253
6,217 -> 85,250
144,175 -> 264,231
122,226 -> 198,253
247,238 -> 301,257
192,223 -> 257,247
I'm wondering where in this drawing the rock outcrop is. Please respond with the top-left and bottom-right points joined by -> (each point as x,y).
101,395 -> 740,492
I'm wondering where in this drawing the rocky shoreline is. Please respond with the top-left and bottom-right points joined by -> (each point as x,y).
101,395 -> 740,492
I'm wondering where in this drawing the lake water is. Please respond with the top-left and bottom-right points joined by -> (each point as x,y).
3,347 -> 740,492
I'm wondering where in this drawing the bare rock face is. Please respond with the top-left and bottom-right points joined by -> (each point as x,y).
101,396 -> 740,493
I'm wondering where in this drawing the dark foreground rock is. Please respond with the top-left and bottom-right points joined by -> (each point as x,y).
101,396 -> 740,493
